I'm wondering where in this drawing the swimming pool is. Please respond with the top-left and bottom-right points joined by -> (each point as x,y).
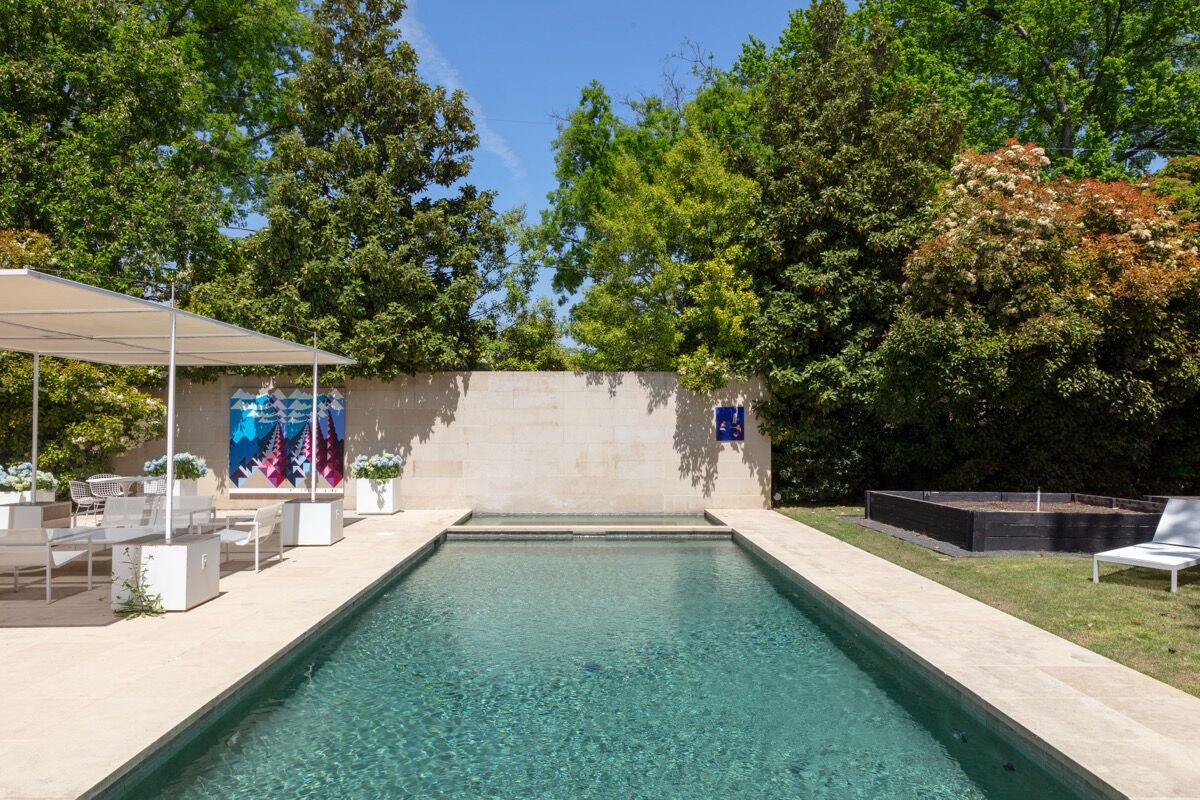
455,512 -> 717,527
118,541 -> 1089,799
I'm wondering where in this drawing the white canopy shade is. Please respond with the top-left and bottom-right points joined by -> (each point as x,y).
0,269 -> 354,543
0,269 -> 353,367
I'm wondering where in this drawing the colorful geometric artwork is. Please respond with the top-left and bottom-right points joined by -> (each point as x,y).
229,389 -> 345,488
715,406 -> 745,442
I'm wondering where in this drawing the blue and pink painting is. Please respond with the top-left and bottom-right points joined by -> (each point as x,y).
715,406 -> 745,442
229,389 -> 346,488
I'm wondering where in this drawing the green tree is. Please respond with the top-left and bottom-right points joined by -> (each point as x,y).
567,127 -> 759,390
0,0 -> 304,294
482,298 -> 569,371
877,143 -> 1200,494
524,83 -> 684,295
748,0 -> 962,499
190,0 -> 512,377
880,0 -> 1200,176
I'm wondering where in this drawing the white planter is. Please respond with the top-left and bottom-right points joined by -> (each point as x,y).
0,489 -> 54,504
111,536 -> 221,612
356,477 -> 400,515
281,499 -> 344,546
172,479 -> 198,496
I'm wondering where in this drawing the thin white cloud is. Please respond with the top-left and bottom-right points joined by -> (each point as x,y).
404,5 -> 526,187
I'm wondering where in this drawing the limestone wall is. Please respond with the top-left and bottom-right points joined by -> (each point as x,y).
114,371 -> 771,512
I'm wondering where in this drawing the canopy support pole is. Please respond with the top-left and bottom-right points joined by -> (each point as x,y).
311,335 -> 318,503
164,287 -> 177,541
31,353 -> 39,501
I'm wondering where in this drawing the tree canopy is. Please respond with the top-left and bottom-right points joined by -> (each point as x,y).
0,0 -> 304,294
880,0 -> 1200,177
188,0 -> 512,377
4,0 -> 1200,498
746,1 -> 963,498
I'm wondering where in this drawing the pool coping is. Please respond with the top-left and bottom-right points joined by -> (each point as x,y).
712,508 -> 1200,800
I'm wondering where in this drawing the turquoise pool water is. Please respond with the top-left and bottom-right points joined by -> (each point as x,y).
125,542 -> 1088,799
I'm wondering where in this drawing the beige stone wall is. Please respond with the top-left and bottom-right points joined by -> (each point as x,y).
114,371 -> 771,512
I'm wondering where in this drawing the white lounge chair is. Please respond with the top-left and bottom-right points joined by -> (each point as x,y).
145,496 -> 216,534
216,504 -> 283,573
0,528 -> 93,603
87,496 -> 155,548
1094,499 -> 1200,592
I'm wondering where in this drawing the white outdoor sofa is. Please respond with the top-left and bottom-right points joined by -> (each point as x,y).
1094,498 -> 1200,592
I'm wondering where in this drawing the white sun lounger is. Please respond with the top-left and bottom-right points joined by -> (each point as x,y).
1094,499 -> 1200,592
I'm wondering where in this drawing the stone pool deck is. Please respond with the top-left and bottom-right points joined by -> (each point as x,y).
0,509 -> 468,800
712,509 -> 1200,800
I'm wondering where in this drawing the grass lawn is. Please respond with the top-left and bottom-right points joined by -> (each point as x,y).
779,505 -> 1200,698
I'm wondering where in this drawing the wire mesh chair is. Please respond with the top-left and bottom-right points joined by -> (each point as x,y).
68,480 -> 104,525
87,474 -> 126,501
141,477 -> 167,496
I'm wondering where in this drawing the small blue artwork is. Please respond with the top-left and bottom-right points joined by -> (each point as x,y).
715,406 -> 745,442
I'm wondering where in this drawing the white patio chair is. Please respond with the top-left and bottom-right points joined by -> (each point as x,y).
69,480 -> 105,525
216,504 -> 284,573
0,528 -> 93,603
142,477 -> 167,495
1094,499 -> 1200,592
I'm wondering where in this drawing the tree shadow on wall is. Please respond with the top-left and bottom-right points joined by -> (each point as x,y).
348,372 -> 468,465
672,381 -> 771,501
578,369 -> 626,397
636,372 -> 676,414
575,371 -> 675,414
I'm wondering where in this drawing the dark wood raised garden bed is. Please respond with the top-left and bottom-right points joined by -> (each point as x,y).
864,491 -> 1164,553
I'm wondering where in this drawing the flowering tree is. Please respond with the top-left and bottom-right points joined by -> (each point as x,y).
877,142 -> 1200,494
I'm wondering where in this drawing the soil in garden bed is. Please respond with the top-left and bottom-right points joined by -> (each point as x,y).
943,501 -> 1140,514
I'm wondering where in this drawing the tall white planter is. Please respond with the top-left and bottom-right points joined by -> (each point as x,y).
172,479 -> 198,496
356,478 -> 400,515
111,536 -> 220,612
0,489 -> 54,505
281,499 -> 345,546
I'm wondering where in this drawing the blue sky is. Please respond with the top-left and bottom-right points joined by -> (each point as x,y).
403,1 -> 798,305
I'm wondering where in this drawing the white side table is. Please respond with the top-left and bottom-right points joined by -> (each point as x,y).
110,535 -> 221,612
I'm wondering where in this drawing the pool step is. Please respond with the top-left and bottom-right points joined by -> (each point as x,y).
444,524 -> 733,541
